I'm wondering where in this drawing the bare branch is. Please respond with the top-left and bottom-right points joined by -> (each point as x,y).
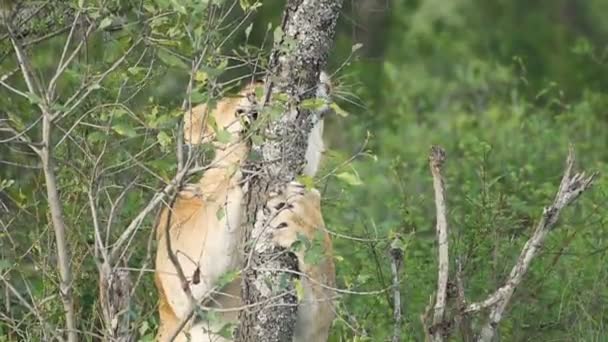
55,37 -> 144,121
390,237 -> 404,342
7,24 -> 43,98
48,12 -> 95,102
0,119 -> 42,155
88,184 -> 108,263
162,193 -> 200,342
40,113 -> 78,342
429,146 -> 450,342
109,163 -> 207,262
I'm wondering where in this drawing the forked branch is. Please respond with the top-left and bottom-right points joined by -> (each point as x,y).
424,145 -> 596,342
472,146 -> 596,341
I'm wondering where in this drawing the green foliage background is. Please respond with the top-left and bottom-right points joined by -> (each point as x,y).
1,0 -> 608,341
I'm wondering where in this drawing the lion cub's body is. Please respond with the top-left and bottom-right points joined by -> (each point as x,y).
154,80 -> 335,342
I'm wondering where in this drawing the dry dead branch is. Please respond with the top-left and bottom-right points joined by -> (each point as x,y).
424,145 -> 596,342
428,146 -> 450,342
390,237 -> 404,342
473,146 -> 596,341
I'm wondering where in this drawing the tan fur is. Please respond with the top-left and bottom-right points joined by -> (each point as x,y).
268,183 -> 336,342
155,80 -> 335,341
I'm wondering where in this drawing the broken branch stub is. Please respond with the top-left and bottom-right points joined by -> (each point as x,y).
428,145 -> 451,342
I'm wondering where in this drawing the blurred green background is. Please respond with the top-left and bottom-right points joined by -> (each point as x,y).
1,0 -> 608,340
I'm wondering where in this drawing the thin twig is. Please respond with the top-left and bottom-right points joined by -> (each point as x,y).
0,275 -> 64,342
162,192 -> 200,342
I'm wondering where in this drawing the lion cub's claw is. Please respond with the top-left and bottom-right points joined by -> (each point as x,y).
266,182 -> 308,249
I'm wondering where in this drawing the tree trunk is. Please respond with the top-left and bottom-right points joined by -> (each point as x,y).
235,0 -> 343,341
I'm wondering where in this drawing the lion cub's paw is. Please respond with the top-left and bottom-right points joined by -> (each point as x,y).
266,182 -> 309,249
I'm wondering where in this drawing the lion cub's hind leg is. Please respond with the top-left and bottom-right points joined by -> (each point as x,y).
266,182 -> 336,342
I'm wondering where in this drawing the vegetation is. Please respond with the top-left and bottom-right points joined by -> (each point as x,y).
1,0 -> 607,341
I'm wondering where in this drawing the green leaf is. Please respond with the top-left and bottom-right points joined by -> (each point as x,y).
301,98 -> 326,111
0,179 -> 14,191
157,49 -> 188,69
194,71 -> 207,83
278,272 -> 289,291
330,103 -> 349,117
157,131 -> 171,148
87,131 -> 106,144
26,92 -> 42,105
215,129 -> 232,144
274,93 -> 289,103
250,134 -> 263,146
7,112 -> 25,131
303,230 -> 326,266
99,17 -> 113,30
51,102 -> 70,112
351,43 -> 364,52
89,83 -> 101,91
572,38 -> 592,56
294,278 -> 304,302
138,321 -> 150,336
216,270 -> 239,288
296,175 -> 315,190
266,105 -> 284,120
239,0 -> 250,10
112,108 -> 128,118
273,26 -> 284,43
217,323 -> 236,339
0,260 -> 11,273
245,23 -> 253,40
248,149 -> 262,161
336,172 -> 363,186
293,232 -> 311,252
189,90 -> 206,103
170,0 -> 187,14
254,84 -> 264,99
112,123 -> 137,138
128,66 -> 146,75
216,207 -> 225,221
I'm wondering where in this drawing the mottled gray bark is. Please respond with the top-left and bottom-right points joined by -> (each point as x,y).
236,0 -> 343,341
99,262 -> 132,342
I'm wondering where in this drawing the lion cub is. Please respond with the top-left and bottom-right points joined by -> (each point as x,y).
155,76 -> 335,342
